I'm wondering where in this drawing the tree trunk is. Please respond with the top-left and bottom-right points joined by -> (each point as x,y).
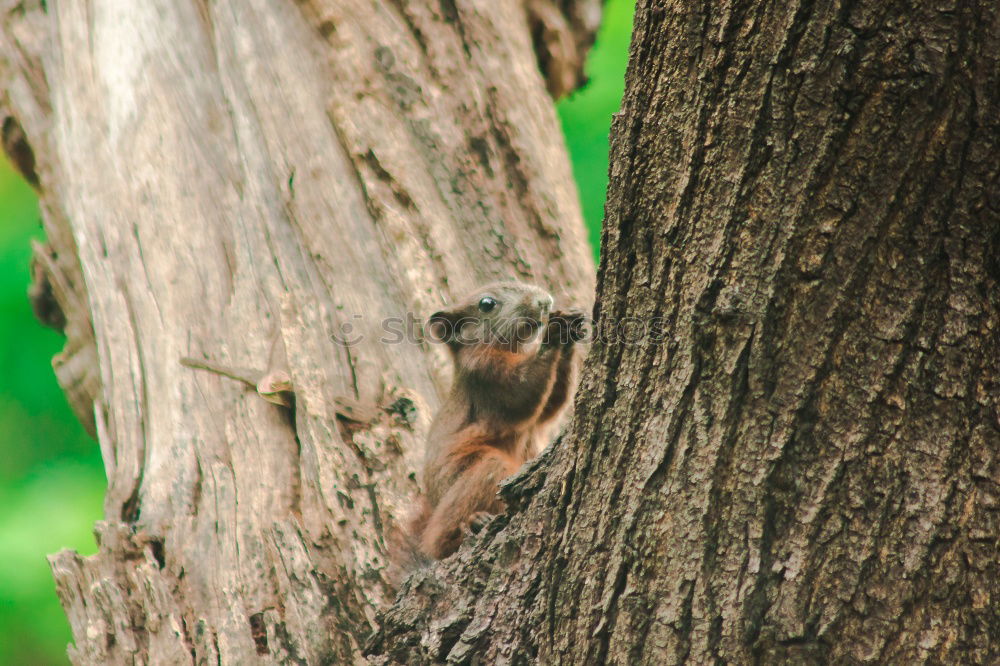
0,0 -> 600,663
372,0 -> 1000,664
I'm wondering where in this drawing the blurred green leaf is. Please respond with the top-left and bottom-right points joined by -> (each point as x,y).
0,156 -> 104,665
558,0 -> 636,258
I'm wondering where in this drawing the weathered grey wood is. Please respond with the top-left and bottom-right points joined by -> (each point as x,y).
0,0 -> 598,663
372,0 -> 1000,663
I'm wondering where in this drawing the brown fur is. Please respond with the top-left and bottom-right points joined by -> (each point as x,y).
406,281 -> 586,561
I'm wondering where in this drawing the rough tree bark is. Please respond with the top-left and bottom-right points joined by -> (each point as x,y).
0,0 -> 600,663
372,0 -> 1000,664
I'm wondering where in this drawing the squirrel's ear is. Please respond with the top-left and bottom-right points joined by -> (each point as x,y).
426,311 -> 457,343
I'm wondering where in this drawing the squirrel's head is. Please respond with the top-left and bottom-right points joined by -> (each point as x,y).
426,281 -> 553,354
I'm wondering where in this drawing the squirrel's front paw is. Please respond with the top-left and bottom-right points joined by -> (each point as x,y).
547,309 -> 589,345
466,511 -> 494,535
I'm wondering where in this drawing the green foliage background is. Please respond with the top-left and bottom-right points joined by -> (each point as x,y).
0,1 -> 633,662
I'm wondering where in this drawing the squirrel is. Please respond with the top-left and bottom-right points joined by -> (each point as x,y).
404,281 -> 587,561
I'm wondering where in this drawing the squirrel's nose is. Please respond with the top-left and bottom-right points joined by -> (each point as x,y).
535,295 -> 553,313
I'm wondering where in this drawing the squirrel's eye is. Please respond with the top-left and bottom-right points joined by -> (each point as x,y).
478,296 -> 497,313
